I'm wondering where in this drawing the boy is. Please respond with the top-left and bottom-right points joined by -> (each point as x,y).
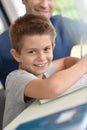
1,0 -> 87,89
3,14 -> 87,128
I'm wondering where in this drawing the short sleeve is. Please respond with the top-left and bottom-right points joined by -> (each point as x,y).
5,70 -> 38,103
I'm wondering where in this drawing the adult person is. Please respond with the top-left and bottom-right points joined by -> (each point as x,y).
0,0 -> 87,88
3,14 -> 87,128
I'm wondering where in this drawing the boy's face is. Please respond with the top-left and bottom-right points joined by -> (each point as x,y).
16,35 -> 53,78
22,0 -> 56,19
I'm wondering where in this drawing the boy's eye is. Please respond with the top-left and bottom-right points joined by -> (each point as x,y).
28,50 -> 36,55
44,47 -> 51,52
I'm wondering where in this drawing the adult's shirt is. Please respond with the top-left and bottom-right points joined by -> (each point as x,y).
50,15 -> 87,59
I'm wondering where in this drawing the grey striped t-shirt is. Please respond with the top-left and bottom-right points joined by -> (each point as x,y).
3,63 -> 56,128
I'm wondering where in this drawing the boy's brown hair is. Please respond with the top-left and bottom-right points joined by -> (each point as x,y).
9,14 -> 56,54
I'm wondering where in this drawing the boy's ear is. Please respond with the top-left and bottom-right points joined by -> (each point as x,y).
10,49 -> 21,62
53,43 -> 55,50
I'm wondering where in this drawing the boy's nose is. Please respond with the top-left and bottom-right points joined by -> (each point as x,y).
38,53 -> 46,61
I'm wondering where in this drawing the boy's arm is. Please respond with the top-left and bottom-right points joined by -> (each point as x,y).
24,56 -> 87,100
53,56 -> 80,71
64,56 -> 80,68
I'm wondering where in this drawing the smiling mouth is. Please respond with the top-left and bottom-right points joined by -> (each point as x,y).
40,11 -> 49,14
35,9 -> 49,14
34,63 -> 48,67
